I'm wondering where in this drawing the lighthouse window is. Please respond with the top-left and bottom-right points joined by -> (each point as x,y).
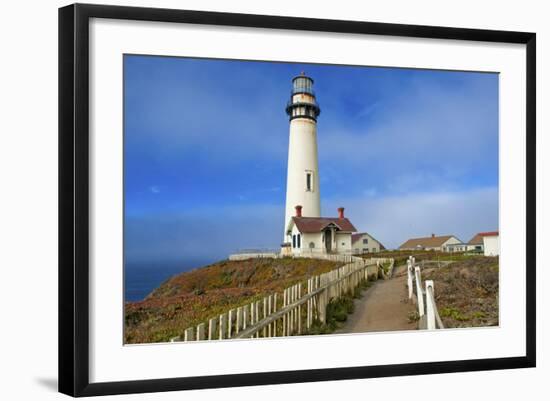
306,172 -> 312,191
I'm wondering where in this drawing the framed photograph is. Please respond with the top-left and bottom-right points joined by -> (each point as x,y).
58,3 -> 536,397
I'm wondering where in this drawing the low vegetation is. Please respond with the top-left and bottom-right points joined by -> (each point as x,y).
305,278 -> 374,335
362,249 -> 479,267
125,257 -> 344,344
379,261 -> 392,278
421,256 -> 499,328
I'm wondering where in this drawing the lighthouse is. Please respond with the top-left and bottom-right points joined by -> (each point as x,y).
283,73 -> 321,240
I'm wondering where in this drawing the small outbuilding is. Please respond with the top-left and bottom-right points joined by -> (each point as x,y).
481,231 -> 499,256
351,232 -> 385,254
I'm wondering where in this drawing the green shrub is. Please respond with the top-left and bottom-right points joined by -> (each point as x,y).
440,307 -> 470,321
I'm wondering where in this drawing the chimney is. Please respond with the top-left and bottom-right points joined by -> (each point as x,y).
431,233 -> 435,238
295,205 -> 303,217
338,207 -> 345,219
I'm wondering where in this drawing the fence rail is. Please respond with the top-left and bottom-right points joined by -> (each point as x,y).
406,256 -> 445,330
171,254 -> 393,342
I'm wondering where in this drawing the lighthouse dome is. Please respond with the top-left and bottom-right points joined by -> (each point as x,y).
286,72 -> 320,121
292,74 -> 314,96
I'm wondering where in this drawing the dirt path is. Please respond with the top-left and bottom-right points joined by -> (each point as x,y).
337,264 -> 417,334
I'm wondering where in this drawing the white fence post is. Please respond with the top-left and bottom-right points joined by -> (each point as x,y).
228,309 -> 234,338
236,307 -> 242,334
255,301 -> 260,338
196,323 -> 206,341
426,280 -> 436,330
273,293 -> 278,336
282,289 -> 287,336
414,266 -> 425,317
407,260 -> 414,299
219,313 -> 227,340
208,317 -> 217,340
243,306 -> 248,330
184,327 -> 195,341
297,284 -> 302,334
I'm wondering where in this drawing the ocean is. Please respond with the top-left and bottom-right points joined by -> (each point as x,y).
124,259 -> 213,302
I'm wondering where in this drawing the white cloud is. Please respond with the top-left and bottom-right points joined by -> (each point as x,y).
326,186 -> 498,249
318,77 -> 498,194
127,186 -> 498,262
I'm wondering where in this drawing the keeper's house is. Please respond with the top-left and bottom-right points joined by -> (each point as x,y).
399,234 -> 462,252
283,205 -> 357,256
351,232 -> 385,254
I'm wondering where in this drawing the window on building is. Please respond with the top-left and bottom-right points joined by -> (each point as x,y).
372,248 -> 376,252
362,238 -> 368,244
297,234 -> 301,248
292,235 -> 296,248
306,171 -> 312,191
363,248 -> 368,253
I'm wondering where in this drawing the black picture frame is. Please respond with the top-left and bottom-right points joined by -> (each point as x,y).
58,3 -> 536,397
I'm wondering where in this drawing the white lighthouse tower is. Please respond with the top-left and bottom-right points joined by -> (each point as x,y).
283,73 -> 321,240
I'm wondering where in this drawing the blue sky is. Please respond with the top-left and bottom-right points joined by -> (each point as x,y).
124,55 -> 498,264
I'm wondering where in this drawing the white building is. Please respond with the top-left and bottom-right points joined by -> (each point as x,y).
399,234 -> 463,252
283,73 -> 321,239
444,242 -> 469,252
482,231 -> 499,256
284,205 -> 357,256
281,73 -> 359,256
351,232 -> 385,254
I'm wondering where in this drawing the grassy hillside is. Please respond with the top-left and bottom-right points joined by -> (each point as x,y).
125,257 -> 343,344
421,256 -> 499,327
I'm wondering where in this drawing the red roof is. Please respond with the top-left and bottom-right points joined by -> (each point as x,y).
468,231 -> 499,244
399,235 -> 457,249
292,217 -> 357,233
351,232 -> 385,249
467,233 -> 484,245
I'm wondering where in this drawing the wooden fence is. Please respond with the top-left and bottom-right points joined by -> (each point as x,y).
406,256 -> 445,330
171,255 -> 393,342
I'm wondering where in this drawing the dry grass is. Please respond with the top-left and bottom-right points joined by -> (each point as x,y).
124,257 -> 343,344
421,256 -> 499,328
